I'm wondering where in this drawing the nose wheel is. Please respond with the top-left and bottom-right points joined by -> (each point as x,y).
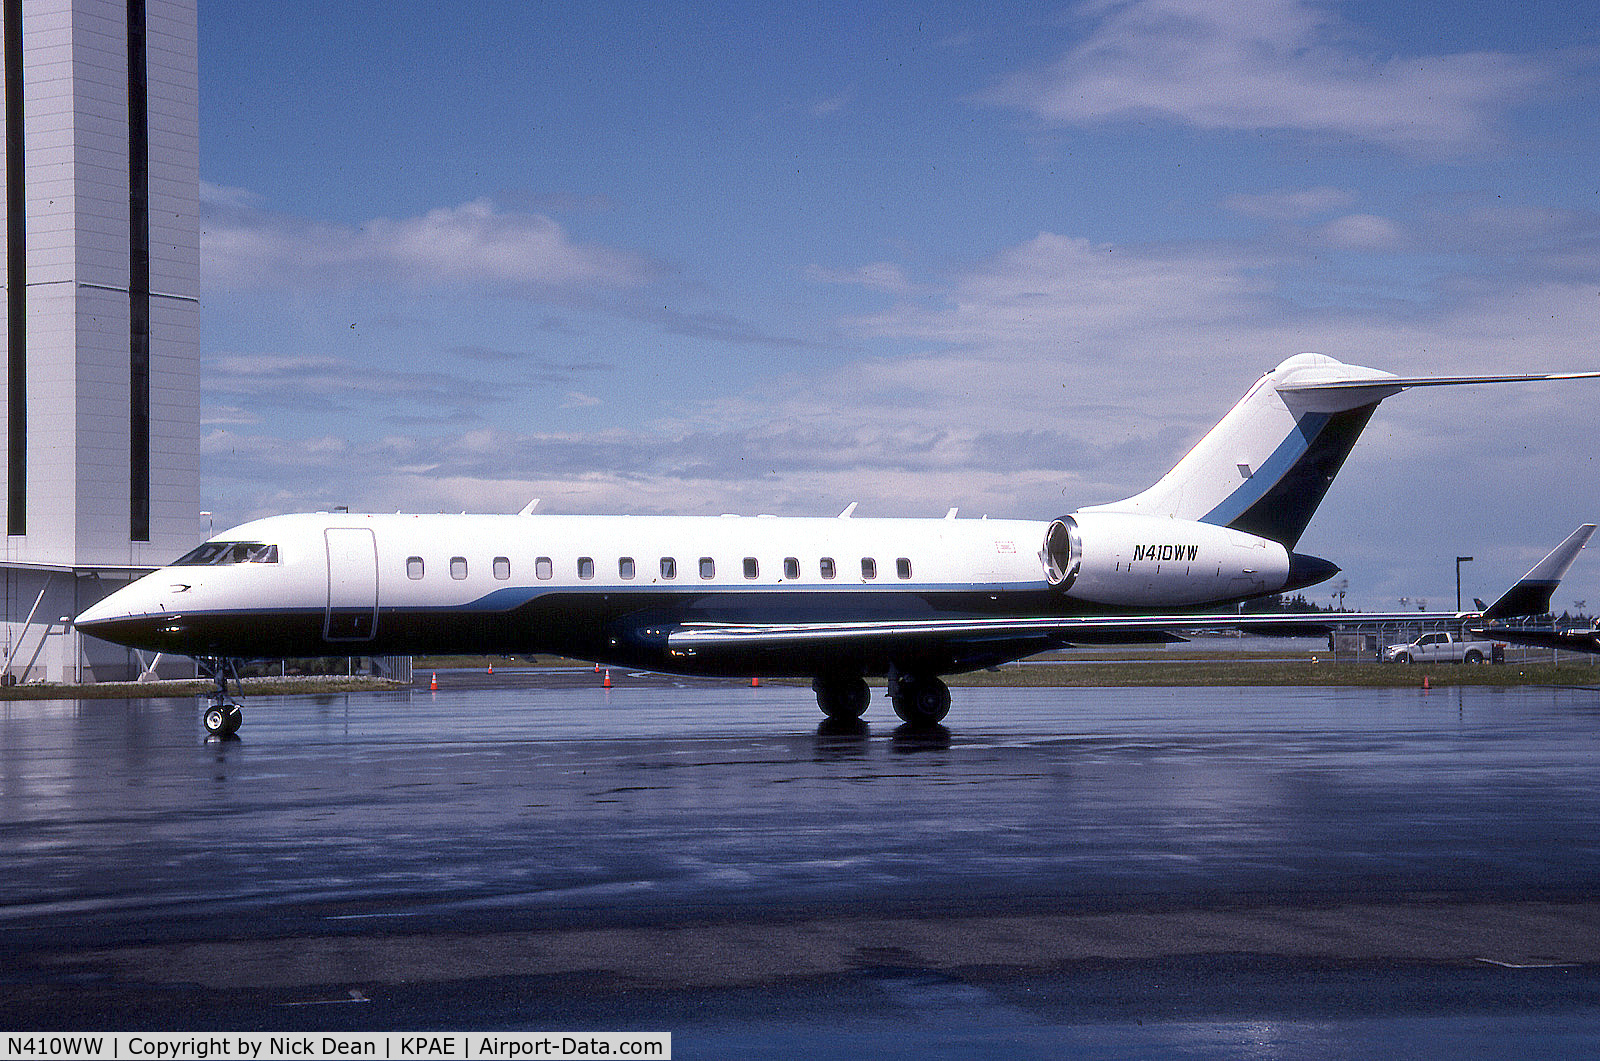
198,657 -> 246,738
203,701 -> 243,737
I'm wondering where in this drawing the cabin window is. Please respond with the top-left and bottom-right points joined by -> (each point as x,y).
700,557 -> 716,579
536,556 -> 553,580
660,557 -> 677,580
743,557 -> 759,579
897,557 -> 912,579
820,557 -> 836,579
406,556 -> 424,580
450,557 -> 468,580
783,557 -> 799,580
578,557 -> 595,580
493,556 -> 511,580
861,557 -> 877,580
619,557 -> 636,579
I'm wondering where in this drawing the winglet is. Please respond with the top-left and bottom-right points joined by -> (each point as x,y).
1481,524 -> 1596,621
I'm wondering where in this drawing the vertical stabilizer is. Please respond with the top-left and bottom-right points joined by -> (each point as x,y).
1082,354 -> 1399,548
1481,524 -> 1596,621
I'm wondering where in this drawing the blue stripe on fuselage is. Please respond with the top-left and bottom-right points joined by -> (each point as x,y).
1200,412 -> 1330,530
455,581 -> 1024,613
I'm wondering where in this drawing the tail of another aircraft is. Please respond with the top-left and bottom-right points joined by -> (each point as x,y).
1083,354 -> 1600,549
1480,523 -> 1596,621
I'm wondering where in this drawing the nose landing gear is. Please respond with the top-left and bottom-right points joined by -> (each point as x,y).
198,657 -> 245,738
202,700 -> 243,737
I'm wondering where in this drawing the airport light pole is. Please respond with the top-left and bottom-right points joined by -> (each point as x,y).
1457,556 -> 1474,612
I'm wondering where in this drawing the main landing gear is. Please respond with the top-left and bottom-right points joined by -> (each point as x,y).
813,675 -> 871,721
198,657 -> 245,738
888,672 -> 951,726
811,672 -> 952,727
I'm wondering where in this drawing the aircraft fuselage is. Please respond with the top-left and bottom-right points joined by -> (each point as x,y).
76,509 -> 1324,678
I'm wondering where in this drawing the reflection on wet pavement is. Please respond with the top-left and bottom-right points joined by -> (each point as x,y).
4,674 -> 1600,1052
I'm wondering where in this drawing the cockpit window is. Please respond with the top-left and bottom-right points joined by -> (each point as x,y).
174,541 -> 279,566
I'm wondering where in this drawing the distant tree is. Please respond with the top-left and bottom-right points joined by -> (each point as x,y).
1239,592 -> 1332,615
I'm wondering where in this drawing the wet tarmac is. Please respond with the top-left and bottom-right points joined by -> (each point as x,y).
4,670 -> 1600,1057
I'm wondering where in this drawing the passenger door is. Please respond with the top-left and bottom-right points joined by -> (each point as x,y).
324,527 -> 379,641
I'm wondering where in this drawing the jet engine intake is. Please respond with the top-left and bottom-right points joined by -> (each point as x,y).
1041,516 -> 1082,591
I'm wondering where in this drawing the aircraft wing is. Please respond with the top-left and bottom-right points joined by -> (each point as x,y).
666,609 -> 1469,654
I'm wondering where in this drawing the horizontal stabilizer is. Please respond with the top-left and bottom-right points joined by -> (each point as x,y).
1273,370 -> 1600,416
1482,524 -> 1596,621
1280,370 -> 1600,394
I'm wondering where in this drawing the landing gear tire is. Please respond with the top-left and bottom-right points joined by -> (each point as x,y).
891,675 -> 951,726
197,657 -> 246,737
203,703 -> 242,737
813,676 -> 871,720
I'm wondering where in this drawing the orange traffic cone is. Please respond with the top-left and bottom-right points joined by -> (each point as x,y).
430,672 -> 438,691
751,677 -> 761,687
602,668 -> 612,689
1423,675 -> 1431,690
487,663 -> 494,675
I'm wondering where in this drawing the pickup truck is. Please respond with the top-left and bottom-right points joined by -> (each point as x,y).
1383,631 -> 1498,665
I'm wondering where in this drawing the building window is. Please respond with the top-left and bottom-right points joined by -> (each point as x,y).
619,557 -> 636,579
536,557 -> 553,580
406,556 -> 425,580
493,556 -> 511,580
700,557 -> 716,579
820,557 -> 836,579
861,557 -> 877,580
450,557 -> 468,580
660,557 -> 676,580
783,557 -> 799,580
578,557 -> 595,580
743,557 -> 759,579
897,557 -> 912,579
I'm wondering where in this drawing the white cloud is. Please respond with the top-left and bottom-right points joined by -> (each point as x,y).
1222,186 -> 1354,221
1311,213 -> 1406,251
199,181 -> 261,210
811,87 -> 857,117
982,0 -> 1552,156
806,261 -> 921,294
203,197 -> 657,294
845,233 -> 1273,375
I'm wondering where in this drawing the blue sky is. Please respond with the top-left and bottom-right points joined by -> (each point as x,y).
197,0 -> 1600,613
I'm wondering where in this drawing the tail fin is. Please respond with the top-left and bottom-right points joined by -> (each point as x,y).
1084,354 -> 1600,549
1083,354 -> 1395,547
1481,523 -> 1595,621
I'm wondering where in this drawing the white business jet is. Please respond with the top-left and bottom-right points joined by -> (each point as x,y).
75,354 -> 1597,735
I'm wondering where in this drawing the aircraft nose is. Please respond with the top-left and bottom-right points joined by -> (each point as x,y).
74,586 -> 172,651
73,595 -> 124,629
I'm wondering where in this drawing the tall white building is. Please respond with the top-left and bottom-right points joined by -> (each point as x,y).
1,0 -> 198,681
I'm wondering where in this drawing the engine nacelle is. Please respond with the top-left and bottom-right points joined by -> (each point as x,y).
1042,511 -> 1293,607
